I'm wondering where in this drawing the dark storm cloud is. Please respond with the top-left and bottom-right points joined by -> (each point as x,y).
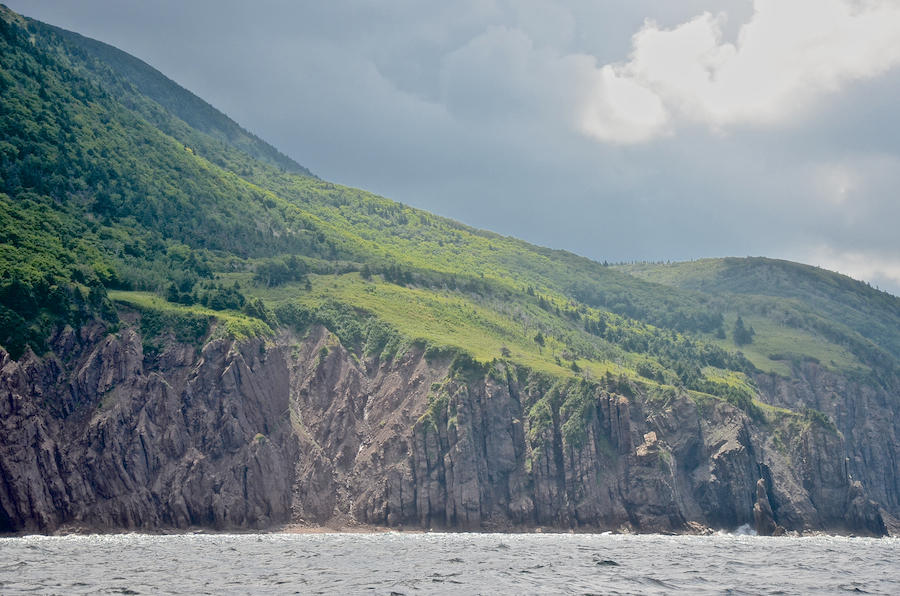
7,0 -> 900,294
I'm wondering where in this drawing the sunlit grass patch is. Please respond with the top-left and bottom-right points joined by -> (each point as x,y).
109,291 -> 273,342
704,313 -> 863,376
258,273 -> 593,377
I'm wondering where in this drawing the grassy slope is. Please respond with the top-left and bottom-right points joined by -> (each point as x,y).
245,271 -> 623,379
616,257 -> 900,355
701,312 -> 863,378
110,291 -> 273,342
617,259 -> 898,379
239,171 -> 728,334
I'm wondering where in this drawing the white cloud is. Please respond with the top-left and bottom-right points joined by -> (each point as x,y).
584,0 -> 900,143
580,65 -> 669,144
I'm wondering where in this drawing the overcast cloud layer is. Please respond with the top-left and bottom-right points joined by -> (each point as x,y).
9,0 -> 900,295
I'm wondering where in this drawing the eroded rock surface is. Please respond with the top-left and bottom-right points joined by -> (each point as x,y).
0,322 -> 893,535
754,478 -> 777,536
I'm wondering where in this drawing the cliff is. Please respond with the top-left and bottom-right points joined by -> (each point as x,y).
0,318 -> 889,536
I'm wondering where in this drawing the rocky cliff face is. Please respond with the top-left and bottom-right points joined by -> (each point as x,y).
0,320 -> 297,533
755,365 -> 898,534
0,320 -> 892,535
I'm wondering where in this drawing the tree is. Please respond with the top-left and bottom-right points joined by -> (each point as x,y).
733,315 -> 754,346
243,297 -> 277,328
166,282 -> 180,303
534,331 -> 545,354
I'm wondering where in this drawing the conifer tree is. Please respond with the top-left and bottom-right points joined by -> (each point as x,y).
733,315 -> 754,346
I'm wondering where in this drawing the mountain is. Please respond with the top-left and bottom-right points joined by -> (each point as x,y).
0,7 -> 896,536
51,26 -> 315,177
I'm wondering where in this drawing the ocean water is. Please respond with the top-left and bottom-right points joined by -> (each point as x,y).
1,530 -> 897,595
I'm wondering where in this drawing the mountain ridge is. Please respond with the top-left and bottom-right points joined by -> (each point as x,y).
49,23 -> 316,177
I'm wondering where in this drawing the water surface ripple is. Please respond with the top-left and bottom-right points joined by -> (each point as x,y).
1,532 -> 897,595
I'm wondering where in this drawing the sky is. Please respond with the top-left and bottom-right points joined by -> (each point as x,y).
8,0 -> 900,295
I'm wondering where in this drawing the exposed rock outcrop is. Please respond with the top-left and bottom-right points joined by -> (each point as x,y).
0,322 -> 297,533
0,320 -> 892,536
753,478 -> 777,536
756,364 -> 900,517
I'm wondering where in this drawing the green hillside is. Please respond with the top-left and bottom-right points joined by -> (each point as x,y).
616,259 -> 900,381
1,5 -> 898,424
51,26 -> 315,177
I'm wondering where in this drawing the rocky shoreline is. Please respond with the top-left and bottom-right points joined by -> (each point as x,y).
4,521 -> 892,539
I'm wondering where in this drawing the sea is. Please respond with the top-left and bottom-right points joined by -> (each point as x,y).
1,528 -> 897,595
